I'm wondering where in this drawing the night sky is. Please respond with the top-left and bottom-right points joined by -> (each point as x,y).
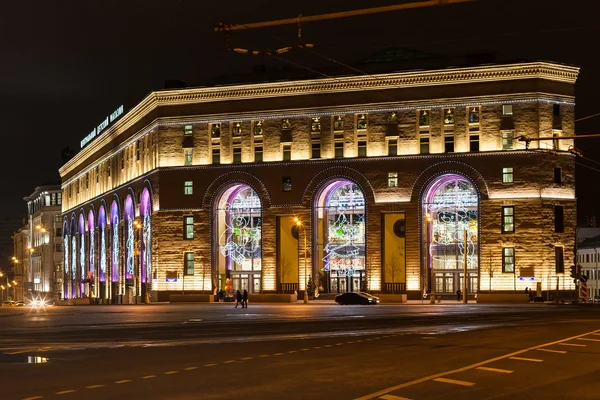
1,0 -> 599,260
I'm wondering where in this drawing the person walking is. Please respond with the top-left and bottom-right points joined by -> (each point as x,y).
235,290 -> 242,308
456,289 -> 462,302
242,289 -> 248,308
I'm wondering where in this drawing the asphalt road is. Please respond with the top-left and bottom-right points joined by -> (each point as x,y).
1,302 -> 599,400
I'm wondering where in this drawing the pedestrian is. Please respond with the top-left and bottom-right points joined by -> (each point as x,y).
242,289 -> 248,308
235,290 -> 242,308
456,289 -> 462,301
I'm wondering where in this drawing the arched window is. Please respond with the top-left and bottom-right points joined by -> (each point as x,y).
140,188 -> 152,286
110,201 -> 120,283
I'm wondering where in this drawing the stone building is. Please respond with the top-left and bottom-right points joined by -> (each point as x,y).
59,61 -> 578,303
577,235 -> 600,301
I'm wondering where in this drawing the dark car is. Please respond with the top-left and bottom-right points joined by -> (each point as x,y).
335,292 -> 379,305
358,292 -> 381,303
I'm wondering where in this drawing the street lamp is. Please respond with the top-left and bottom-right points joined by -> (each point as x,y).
293,217 -> 308,304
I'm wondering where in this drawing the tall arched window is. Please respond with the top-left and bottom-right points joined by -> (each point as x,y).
124,195 -> 135,281
140,188 -> 152,288
78,213 -> 86,297
63,219 -> 70,299
110,201 -> 120,284
98,205 -> 107,298
315,180 -> 366,294
422,174 -> 479,294
88,210 -> 95,289
216,184 -> 262,294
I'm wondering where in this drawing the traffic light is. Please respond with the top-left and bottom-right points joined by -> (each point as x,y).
570,265 -> 576,279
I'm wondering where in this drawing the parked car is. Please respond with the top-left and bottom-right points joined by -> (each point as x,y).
14,301 -> 25,307
358,292 -> 381,303
335,292 -> 379,305
2,300 -> 15,307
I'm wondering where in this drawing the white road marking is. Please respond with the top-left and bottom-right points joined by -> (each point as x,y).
204,363 -> 218,367
114,380 -> 132,384
55,390 -> 77,395
509,356 -> 543,362
185,366 -> 199,370
577,337 -> 600,342
537,348 -> 567,354
559,343 -> 586,347
434,377 -> 475,387
476,366 -> 513,374
22,397 -> 44,400
141,375 -> 156,379
379,395 -> 413,400
164,371 -> 178,375
86,385 -> 105,389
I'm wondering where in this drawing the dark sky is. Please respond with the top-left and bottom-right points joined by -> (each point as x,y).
1,0 -> 599,233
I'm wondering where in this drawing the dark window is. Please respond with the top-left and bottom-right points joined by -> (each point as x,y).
254,120 -> 264,136
136,140 -> 140,160
554,167 -> 562,184
185,252 -> 194,275
233,148 -> 242,164
282,177 -> 292,192
357,114 -> 367,130
470,135 -> 479,152
107,163 -> 111,177
184,216 -> 194,239
212,148 -> 220,164
55,228 -> 62,237
233,122 -> 242,137
388,112 -> 398,123
211,123 -> 221,138
502,247 -> 515,273
419,110 -> 429,126
444,108 -> 455,125
420,137 -> 429,154
388,139 -> 397,156
502,206 -> 514,233
282,144 -> 291,161
55,244 -> 63,253
96,167 -> 99,183
334,115 -> 344,131
334,142 -> 344,158
553,104 -> 560,116
282,119 -> 291,130
121,153 -> 125,169
254,146 -> 263,162
358,141 -> 367,157
445,136 -> 454,153
468,107 -> 480,123
555,246 -> 564,273
555,205 -> 564,233
311,142 -> 321,159
311,117 -> 321,132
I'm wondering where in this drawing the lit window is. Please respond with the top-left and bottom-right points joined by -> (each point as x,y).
184,125 -> 193,136
357,114 -> 367,130
184,216 -> 194,239
254,146 -> 263,162
470,134 -> 479,152
502,247 -> 514,273
554,167 -> 562,184
282,177 -> 292,192
420,137 -> 429,154
444,108 -> 455,125
502,104 -> 513,116
468,107 -> 480,123
233,148 -> 242,164
419,110 -> 429,127
388,172 -> 398,188
184,252 -> 194,275
184,149 -> 193,166
388,139 -> 397,156
282,118 -> 291,130
555,246 -> 564,273
311,117 -> 321,132
502,168 -> 513,184
388,112 -> 398,123
445,135 -> 454,153
282,144 -> 291,161
311,142 -> 321,159
334,115 -> 344,131
184,181 -> 193,195
233,122 -> 242,137
334,142 -> 344,158
555,205 -> 564,233
502,206 -> 514,233
502,132 -> 514,150
358,141 -> 367,157
254,120 -> 264,136
212,148 -> 220,164
211,123 -> 221,138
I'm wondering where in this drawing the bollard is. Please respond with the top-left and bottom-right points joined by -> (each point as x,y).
430,294 -> 435,304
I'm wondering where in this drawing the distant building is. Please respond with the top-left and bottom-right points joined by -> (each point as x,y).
59,61 -> 578,303
577,235 -> 600,301
11,223 -> 30,301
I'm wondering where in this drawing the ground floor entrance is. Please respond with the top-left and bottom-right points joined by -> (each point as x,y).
327,270 -> 364,294
433,270 -> 478,294
231,272 -> 261,294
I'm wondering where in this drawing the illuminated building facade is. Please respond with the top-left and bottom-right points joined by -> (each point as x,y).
59,61 -> 578,302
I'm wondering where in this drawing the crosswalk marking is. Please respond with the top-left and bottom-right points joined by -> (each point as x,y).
185,366 -> 199,370
476,366 -> 513,373
55,390 -> 76,395
164,371 -> 178,375
22,396 -> 44,400
379,395 -> 413,400
537,348 -> 567,354
433,377 -> 476,387
114,380 -> 131,384
509,356 -> 543,362
577,337 -> 600,342
86,385 -> 105,389
141,375 -> 156,379
559,343 -> 586,347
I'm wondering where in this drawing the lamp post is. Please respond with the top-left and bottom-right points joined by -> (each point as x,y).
293,217 -> 308,304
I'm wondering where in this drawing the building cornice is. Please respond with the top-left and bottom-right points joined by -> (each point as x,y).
59,62 -> 579,177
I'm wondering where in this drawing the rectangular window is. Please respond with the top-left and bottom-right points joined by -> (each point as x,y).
502,167 -> 513,184
502,206 -> 514,233
388,112 -> 398,123
334,142 -> 344,158
282,144 -> 291,161
212,148 -> 220,164
420,137 -> 429,154
468,106 -> 480,123
555,246 -> 564,273
254,146 -> 263,162
107,162 -> 111,177
85,174 -> 89,189
470,134 -> 479,152
184,181 -> 193,195
95,167 -> 99,183
57,192 -> 62,205
444,136 -> 454,153
121,154 -> 125,170
555,205 -> 564,233
358,141 -> 367,157
311,142 -> 321,159
388,139 -> 397,156
553,104 -> 560,116
184,149 -> 193,166
502,132 -> 514,150
356,114 -> 367,130
184,124 -> 193,136
254,120 -> 264,136
184,216 -> 194,239
55,244 -> 63,253
443,108 -> 454,125
502,104 -> 513,116
502,247 -> 515,273
233,148 -> 242,163
282,177 -> 292,192
282,118 -> 291,130
419,110 -> 429,127
211,123 -> 221,138
311,117 -> 321,132
184,252 -> 195,275
233,122 -> 242,137
334,115 -> 344,131
136,140 -> 141,160
554,167 -> 562,184
388,172 -> 398,188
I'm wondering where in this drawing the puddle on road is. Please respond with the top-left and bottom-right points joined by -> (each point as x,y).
0,354 -> 49,364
